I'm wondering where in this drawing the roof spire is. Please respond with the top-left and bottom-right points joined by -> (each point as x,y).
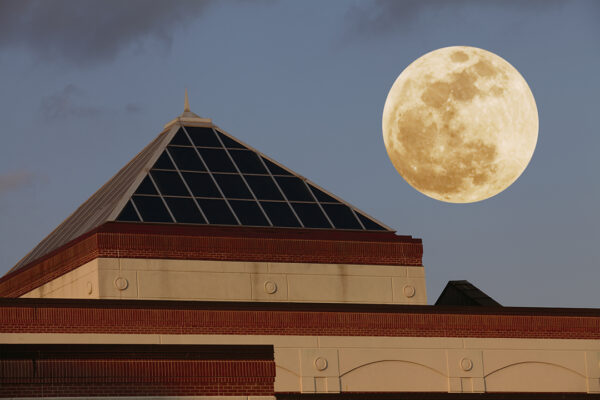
184,89 -> 190,113
163,89 -> 212,129
179,89 -> 201,119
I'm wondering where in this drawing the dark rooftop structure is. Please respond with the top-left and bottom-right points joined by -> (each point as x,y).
435,280 -> 502,307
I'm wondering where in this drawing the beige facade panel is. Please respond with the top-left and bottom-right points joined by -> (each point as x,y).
484,362 -> 587,392
22,258 -> 427,304
21,259 -> 99,299
287,274 -> 393,303
2,332 -> 598,394
136,270 -> 252,300
338,348 -> 448,377
340,360 -> 448,392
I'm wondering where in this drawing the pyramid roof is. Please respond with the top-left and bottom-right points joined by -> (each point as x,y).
10,97 -> 391,273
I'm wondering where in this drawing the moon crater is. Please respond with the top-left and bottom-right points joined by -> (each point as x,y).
383,46 -> 538,203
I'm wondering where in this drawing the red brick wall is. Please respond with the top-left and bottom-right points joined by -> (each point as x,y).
1,300 -> 599,339
0,344 -> 275,398
0,361 -> 273,397
0,222 -> 423,298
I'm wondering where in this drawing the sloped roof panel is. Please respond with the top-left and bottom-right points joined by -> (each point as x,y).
10,127 -> 175,272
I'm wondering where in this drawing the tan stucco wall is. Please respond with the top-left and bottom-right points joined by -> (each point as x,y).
21,260 -> 100,299
22,258 -> 427,304
2,332 -> 599,394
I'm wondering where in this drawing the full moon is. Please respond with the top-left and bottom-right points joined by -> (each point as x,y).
382,46 -> 538,203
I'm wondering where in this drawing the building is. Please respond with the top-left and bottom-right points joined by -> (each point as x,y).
1,96 -> 599,399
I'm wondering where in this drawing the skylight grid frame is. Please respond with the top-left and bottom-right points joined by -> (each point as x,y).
304,183 -> 366,229
300,179 -> 335,229
145,171 -> 176,223
307,183 -> 365,230
212,126 -> 387,231
128,199 -> 143,222
123,124 -> 390,231
212,127 -> 274,227
163,147 -> 209,224
253,148 -> 304,228
180,126 -> 242,226
212,126 -> 305,228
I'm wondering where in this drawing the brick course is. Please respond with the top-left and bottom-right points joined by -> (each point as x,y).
1,299 -> 599,339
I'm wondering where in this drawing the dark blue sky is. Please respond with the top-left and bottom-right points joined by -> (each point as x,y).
1,0 -> 598,307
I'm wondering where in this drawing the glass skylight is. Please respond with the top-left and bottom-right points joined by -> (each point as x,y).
117,126 -> 387,231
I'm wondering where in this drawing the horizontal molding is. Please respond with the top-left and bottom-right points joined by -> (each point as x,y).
276,393 -> 600,400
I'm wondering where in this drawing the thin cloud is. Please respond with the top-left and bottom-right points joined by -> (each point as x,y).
0,171 -> 36,196
39,84 -> 102,121
125,103 -> 143,114
345,0 -> 566,36
0,0 -> 213,67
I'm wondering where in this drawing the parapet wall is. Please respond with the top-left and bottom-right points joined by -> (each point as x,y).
1,299 -> 599,395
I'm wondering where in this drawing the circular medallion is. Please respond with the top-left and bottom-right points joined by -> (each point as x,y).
114,277 -> 129,291
403,285 -> 416,298
460,357 -> 473,371
264,281 -> 278,294
314,357 -> 328,371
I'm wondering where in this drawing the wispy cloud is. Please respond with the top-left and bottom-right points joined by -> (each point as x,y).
0,0 -> 214,67
0,171 -> 36,196
345,0 -> 566,37
125,103 -> 143,114
39,84 -> 103,121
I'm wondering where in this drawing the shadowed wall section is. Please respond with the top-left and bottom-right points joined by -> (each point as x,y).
0,344 -> 275,398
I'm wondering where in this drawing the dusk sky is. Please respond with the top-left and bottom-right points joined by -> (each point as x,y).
0,0 -> 598,307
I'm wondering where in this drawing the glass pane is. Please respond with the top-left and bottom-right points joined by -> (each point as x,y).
321,203 -> 362,229
168,146 -> 206,171
132,196 -> 173,223
260,201 -> 301,227
275,177 -> 314,201
213,173 -> 253,199
164,197 -> 206,224
134,176 -> 158,195
152,152 -> 176,170
291,203 -> 331,228
229,200 -> 270,226
217,131 -> 246,148
357,212 -> 387,231
169,128 -> 192,146
308,184 -> 339,203
116,200 -> 140,222
229,149 -> 267,174
150,171 -> 191,197
196,198 -> 238,225
186,126 -> 222,147
197,148 -> 237,172
262,157 -> 292,175
244,175 -> 284,200
182,172 -> 221,198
